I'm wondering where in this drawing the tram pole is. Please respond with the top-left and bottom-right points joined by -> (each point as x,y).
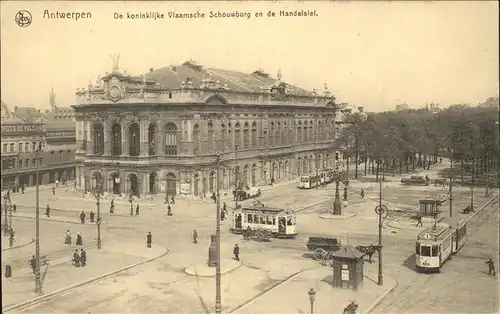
449,153 -> 453,218
377,179 -> 383,286
215,152 -> 222,314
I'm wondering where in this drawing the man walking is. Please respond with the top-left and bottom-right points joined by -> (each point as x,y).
136,204 -> 140,216
486,257 -> 496,276
146,231 -> 152,248
52,186 -> 56,195
80,211 -> 86,224
193,230 -> 198,244
171,196 -> 175,204
89,211 -> 95,223
30,255 -> 36,274
46,205 -> 51,218
416,215 -> 423,227
12,203 -> 16,212
73,249 -> 80,267
233,244 -> 240,261
360,189 -> 365,199
110,199 -> 114,214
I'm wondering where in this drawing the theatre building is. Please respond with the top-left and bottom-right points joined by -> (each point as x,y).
74,60 -> 358,197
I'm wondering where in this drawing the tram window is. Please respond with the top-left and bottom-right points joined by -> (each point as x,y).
259,216 -> 265,224
266,216 -> 273,225
432,245 -> 439,256
253,214 -> 258,223
415,243 -> 420,255
273,217 -> 276,225
248,214 -> 253,223
243,215 -> 248,223
287,217 -> 293,226
420,245 -> 431,257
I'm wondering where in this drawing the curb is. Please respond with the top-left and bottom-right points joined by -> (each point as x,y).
2,237 -> 35,252
2,247 -> 170,313
227,267 -> 316,313
13,215 -> 107,226
363,274 -> 397,314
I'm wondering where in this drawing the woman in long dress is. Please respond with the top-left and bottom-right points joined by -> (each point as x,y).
65,230 -> 72,244
76,232 -> 83,246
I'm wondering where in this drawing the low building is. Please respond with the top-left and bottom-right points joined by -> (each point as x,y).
0,99 -> 76,190
73,60 -> 355,197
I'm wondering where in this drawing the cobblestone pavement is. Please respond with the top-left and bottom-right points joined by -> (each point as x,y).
372,198 -> 499,314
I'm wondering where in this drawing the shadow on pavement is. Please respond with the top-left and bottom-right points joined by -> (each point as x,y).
402,253 -> 416,272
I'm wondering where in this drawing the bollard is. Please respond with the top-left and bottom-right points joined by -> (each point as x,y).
5,264 -> 12,278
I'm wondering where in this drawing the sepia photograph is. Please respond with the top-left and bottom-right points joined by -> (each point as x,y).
0,1 -> 499,313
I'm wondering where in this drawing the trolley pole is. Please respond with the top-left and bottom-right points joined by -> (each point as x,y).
215,152 -> 222,314
449,154 -> 453,218
35,150 -> 42,294
377,179 -> 383,286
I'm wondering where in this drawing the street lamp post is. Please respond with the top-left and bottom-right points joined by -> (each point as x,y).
308,288 -> 316,314
95,183 -> 102,249
377,179 -> 384,286
332,166 -> 342,215
34,148 -> 42,294
215,151 -> 222,314
129,194 -> 133,216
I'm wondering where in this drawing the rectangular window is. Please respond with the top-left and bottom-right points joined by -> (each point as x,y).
9,143 -> 14,152
3,143 -> 7,152
415,243 -> 420,255
420,245 -> 431,257
25,143 -> 29,152
24,159 -> 29,167
19,143 -> 23,152
32,142 -> 36,151
32,159 -> 36,167
247,214 -> 252,223
432,245 -> 439,257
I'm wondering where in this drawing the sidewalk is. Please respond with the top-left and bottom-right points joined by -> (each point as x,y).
1,234 -> 34,252
231,267 -> 396,314
2,241 -> 168,310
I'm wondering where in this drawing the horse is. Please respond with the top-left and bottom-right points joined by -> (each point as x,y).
355,245 -> 379,263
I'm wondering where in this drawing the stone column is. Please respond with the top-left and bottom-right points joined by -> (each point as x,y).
75,166 -> 80,188
85,121 -> 92,155
185,119 -> 193,154
140,120 -> 148,156
156,122 -> 164,156
103,121 -> 110,155
121,123 -> 129,156
142,173 -> 148,196
75,121 -> 82,153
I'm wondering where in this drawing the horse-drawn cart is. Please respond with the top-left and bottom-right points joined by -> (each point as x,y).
306,237 -> 341,262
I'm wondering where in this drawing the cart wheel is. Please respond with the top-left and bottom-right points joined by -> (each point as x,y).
313,248 -> 325,261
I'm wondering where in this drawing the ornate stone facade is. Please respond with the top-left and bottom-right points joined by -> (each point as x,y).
74,60 -> 353,197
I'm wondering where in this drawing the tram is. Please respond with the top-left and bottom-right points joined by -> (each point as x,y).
298,173 -> 321,189
320,167 -> 336,184
230,205 -> 297,238
415,217 -> 468,272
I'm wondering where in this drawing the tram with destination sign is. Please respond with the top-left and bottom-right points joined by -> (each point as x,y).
230,205 -> 297,238
415,216 -> 468,272
298,173 -> 321,189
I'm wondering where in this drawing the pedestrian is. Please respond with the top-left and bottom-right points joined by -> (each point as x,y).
30,255 -> 36,273
80,210 -> 86,224
165,194 -> 169,204
65,230 -> 72,244
136,204 -> 140,216
360,189 -> 365,199
56,180 -> 59,188
73,249 -> 80,267
221,209 -> 225,221
90,211 -> 95,223
167,204 -> 172,216
416,215 -> 423,227
5,264 -> 12,278
52,186 -> 56,195
21,185 -> 25,194
233,244 -> 240,261
486,257 -> 496,276
46,205 -> 51,218
171,196 -> 175,204
12,203 -> 16,212
76,232 -> 83,246
9,232 -> 14,247
193,230 -> 198,244
80,249 -> 87,267
110,199 -> 114,213
439,157 -> 442,163
212,192 -> 217,203
223,202 -> 227,213
146,231 -> 152,248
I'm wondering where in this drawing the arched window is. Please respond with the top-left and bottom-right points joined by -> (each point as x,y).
92,123 -> 104,155
251,122 -> 257,148
270,122 -> 275,146
297,121 -> 302,143
227,123 -> 232,150
165,123 -> 178,156
243,122 -> 249,149
148,124 -> 156,155
193,124 -> 200,154
303,121 -> 308,142
235,122 -> 241,150
111,123 -> 121,156
83,129 -> 88,151
283,122 -> 288,145
318,121 -> 323,141
207,122 -> 214,152
129,123 -> 140,156
277,122 -> 282,146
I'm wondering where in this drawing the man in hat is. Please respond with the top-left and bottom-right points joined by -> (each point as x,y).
89,211 -> 95,223
146,231 -> 152,248
80,249 -> 87,267
192,230 -> 198,244
73,249 -> 80,267
136,204 -> 140,216
110,199 -> 114,213
486,257 -> 496,276
233,244 -> 240,261
46,205 -> 51,218
30,255 -> 36,273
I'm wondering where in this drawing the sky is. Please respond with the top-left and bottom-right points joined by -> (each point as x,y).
1,1 -> 498,112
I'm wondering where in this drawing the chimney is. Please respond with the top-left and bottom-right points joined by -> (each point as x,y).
358,106 -> 364,113
149,68 -> 154,72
